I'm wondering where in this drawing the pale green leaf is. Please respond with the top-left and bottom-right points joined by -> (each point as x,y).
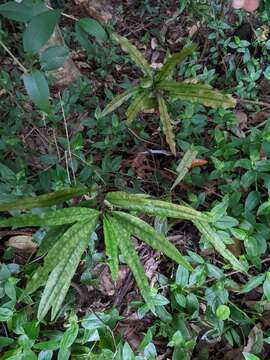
103,216 -> 119,281
113,211 -> 192,271
239,274 -> 265,294
111,32 -> 152,76
171,147 -> 198,190
155,46 -> 196,83
157,95 -> 176,155
243,352 -> 261,360
23,70 -> 50,113
126,91 -> 149,126
38,216 -> 98,320
110,217 -> 154,312
0,187 -> 88,212
99,86 -> 140,118
157,80 -> 236,109
193,220 -> 247,273
0,208 -> 99,228
23,10 -> 61,54
59,321 -> 79,350
105,192 -> 212,222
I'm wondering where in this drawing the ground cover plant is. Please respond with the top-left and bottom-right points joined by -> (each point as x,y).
0,0 -> 270,359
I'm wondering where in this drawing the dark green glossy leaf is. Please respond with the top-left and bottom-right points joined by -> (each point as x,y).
40,46 -> 69,71
78,18 -> 107,41
23,70 -> 50,113
23,10 -> 61,54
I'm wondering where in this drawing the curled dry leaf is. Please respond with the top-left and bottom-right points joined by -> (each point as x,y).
191,159 -> 208,168
5,235 -> 37,251
74,0 -> 113,23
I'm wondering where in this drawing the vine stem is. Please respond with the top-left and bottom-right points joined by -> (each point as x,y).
0,40 -> 28,74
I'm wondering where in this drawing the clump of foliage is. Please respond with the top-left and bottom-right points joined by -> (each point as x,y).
100,33 -> 235,154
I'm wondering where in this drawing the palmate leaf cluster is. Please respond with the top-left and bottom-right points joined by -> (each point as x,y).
0,188 -> 246,321
99,33 -> 236,155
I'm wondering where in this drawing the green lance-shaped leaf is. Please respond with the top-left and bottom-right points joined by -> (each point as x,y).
157,80 -> 236,109
193,220 -> 247,273
0,207 -> 99,228
140,96 -> 158,112
157,95 -> 176,155
110,217 -> 154,312
99,86 -> 140,118
111,32 -> 152,77
126,91 -> 150,126
78,18 -> 107,42
23,10 -> 61,54
171,147 -> 198,190
105,191 -> 212,222
155,46 -> 196,83
103,216 -> 119,281
37,225 -> 70,256
22,212 -> 100,298
37,215 -> 98,320
23,70 -> 50,113
0,186 -> 88,212
113,211 -> 192,271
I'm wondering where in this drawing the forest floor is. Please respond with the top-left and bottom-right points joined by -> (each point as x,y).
0,1 -> 270,359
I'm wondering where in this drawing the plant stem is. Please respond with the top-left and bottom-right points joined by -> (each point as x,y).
0,40 -> 28,74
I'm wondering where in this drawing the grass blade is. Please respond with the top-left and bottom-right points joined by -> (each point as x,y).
171,147 -> 198,190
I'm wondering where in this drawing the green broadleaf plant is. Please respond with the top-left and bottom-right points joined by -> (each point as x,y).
0,189 -> 245,320
99,34 -> 236,155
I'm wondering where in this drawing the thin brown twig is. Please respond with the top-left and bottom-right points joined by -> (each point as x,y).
0,40 -> 28,73
59,92 -> 77,185
236,98 -> 270,109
